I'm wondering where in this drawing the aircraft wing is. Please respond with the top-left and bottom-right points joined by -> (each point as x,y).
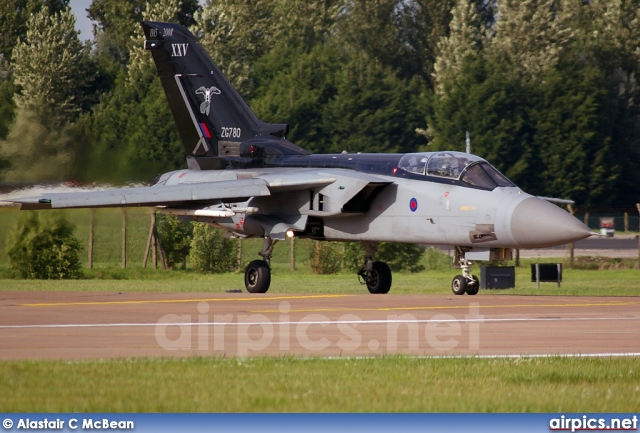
4,173 -> 340,210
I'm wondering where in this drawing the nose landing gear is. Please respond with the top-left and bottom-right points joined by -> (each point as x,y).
244,236 -> 277,293
451,246 -> 479,295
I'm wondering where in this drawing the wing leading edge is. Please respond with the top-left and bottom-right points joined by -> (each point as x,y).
6,172 -> 344,210
10,178 -> 271,210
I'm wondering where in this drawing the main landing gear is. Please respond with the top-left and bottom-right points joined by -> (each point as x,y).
244,238 -> 394,294
357,241 -> 392,294
451,246 -> 479,296
244,236 -> 277,293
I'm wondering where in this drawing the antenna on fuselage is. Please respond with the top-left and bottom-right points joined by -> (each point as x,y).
465,131 -> 471,154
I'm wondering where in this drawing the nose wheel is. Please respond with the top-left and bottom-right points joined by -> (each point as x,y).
245,260 -> 271,293
244,237 -> 276,293
452,247 -> 480,295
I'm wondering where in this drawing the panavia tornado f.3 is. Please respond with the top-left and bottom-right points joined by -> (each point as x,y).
7,21 -> 593,295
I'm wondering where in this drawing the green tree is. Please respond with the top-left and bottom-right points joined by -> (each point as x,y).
251,43 -> 341,153
428,0 -> 628,205
77,0 -> 198,184
339,0 -> 407,72
271,0 -> 343,51
564,0 -> 640,70
7,213 -> 83,279
194,0 -> 341,95
0,108 -> 79,182
0,58 -> 14,140
533,61 -> 616,205
78,74 -> 184,183
432,0 -> 484,97
485,0 -> 573,82
324,55 -> 429,154
429,56 -> 541,189
344,242 -> 425,273
309,241 -> 344,274
189,223 -> 237,273
194,0 -> 276,94
156,213 -> 193,270
1,6 -> 97,182
395,0 -> 458,84
252,44 -> 428,154
11,6 -> 94,123
0,0 -> 70,62
561,0 -> 640,206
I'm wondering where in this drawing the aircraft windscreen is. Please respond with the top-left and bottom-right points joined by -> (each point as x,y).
398,152 -> 515,190
461,163 -> 515,189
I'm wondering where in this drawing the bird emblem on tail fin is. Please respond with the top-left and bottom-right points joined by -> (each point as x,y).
195,86 -> 221,115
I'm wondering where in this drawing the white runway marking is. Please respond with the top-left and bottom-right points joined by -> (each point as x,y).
317,352 -> 640,360
2,315 -> 639,329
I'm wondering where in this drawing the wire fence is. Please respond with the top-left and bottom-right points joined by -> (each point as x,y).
2,208 -> 640,269
576,213 -> 640,232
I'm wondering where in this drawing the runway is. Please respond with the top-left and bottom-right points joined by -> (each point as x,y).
1,292 -> 639,360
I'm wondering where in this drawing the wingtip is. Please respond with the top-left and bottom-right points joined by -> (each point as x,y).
2,196 -> 53,210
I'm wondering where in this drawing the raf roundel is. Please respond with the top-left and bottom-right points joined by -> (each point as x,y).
409,198 -> 418,212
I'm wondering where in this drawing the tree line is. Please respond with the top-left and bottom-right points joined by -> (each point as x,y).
1,0 -> 639,209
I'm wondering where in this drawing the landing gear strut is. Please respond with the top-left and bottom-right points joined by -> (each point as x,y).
451,246 -> 479,296
357,241 -> 392,294
244,237 -> 277,293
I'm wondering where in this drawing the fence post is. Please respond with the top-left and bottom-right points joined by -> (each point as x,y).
567,204 -> 576,267
121,208 -> 127,268
152,222 -> 157,269
290,237 -> 295,271
637,204 -> 640,268
88,209 -> 94,269
153,223 -> 167,269
143,211 -> 156,269
624,212 -> 629,232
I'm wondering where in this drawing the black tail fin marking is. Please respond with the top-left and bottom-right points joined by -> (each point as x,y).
141,21 -> 293,167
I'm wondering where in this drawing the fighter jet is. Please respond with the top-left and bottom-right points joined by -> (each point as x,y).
6,21 -> 593,295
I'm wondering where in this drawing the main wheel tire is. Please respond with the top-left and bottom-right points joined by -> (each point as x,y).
466,275 -> 480,295
366,261 -> 392,294
244,260 -> 271,293
452,275 -> 467,295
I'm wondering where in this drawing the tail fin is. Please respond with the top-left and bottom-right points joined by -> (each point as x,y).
141,21 -> 296,167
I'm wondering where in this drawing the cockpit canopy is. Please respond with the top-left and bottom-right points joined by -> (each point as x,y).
398,151 -> 515,190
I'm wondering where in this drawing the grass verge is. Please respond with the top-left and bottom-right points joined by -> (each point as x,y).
0,356 -> 637,412
1,265 -> 639,296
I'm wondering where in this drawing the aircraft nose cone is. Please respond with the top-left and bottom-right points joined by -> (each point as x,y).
510,197 -> 592,248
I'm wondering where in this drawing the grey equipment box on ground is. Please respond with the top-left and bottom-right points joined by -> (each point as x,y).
531,263 -> 562,288
480,266 -> 515,289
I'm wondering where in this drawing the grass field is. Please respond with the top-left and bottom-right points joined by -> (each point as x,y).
1,207 -> 639,413
1,356 -> 638,412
